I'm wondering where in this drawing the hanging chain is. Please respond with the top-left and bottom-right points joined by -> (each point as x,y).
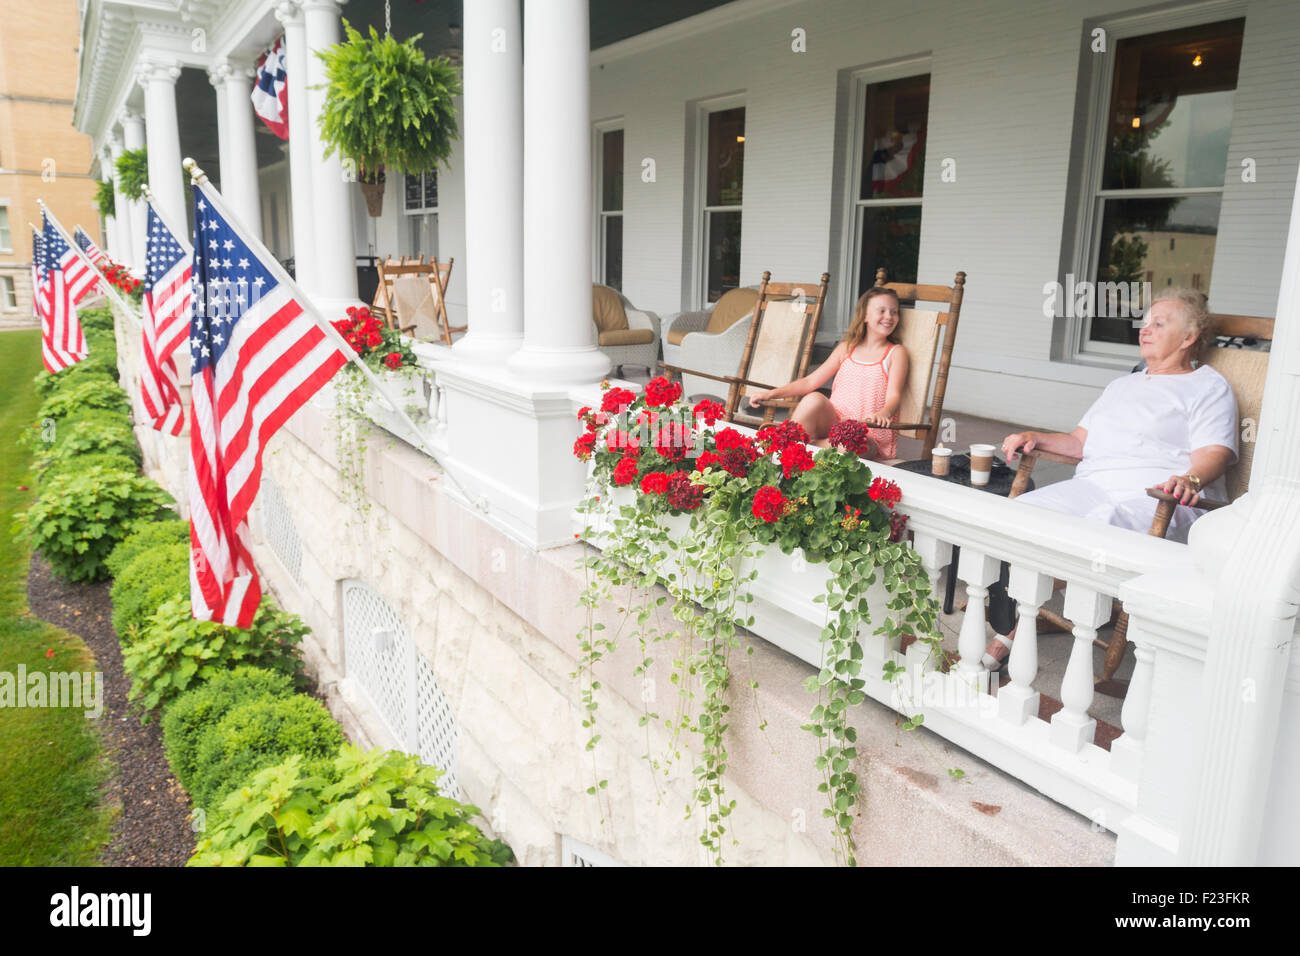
384,0 -> 391,38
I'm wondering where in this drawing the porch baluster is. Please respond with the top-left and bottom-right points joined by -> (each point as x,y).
999,566 -> 1054,725
1050,583 -> 1110,751
1110,633 -> 1153,782
956,549 -> 999,696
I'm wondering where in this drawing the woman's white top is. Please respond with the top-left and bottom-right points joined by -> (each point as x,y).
1017,364 -> 1239,542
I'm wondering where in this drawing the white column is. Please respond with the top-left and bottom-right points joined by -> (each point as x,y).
137,59 -> 187,232
453,0 -> 524,363
117,109 -> 148,270
302,0 -> 358,306
99,145 -> 124,260
207,65 -> 233,201
276,0 -> 316,290
506,0 -> 609,384
211,60 -> 263,240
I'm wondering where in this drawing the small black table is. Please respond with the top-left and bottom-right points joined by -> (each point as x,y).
895,454 -> 1030,613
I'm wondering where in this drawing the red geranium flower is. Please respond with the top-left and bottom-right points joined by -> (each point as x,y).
756,420 -> 810,455
640,472 -> 669,495
601,387 -> 636,414
714,428 -> 749,452
828,420 -> 875,458
383,352 -> 403,371
665,471 -> 703,511
695,451 -> 722,472
693,399 -> 726,425
612,457 -> 640,486
780,442 -> 816,478
576,406 -> 592,422
869,476 -> 902,509
644,375 -> 683,408
366,331 -> 383,348
653,422 -> 693,462
752,486 -> 786,523
719,444 -> 755,478
606,430 -> 638,453
573,432 -> 596,461
888,511 -> 909,542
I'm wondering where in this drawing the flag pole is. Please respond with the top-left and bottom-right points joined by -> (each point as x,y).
141,185 -> 193,257
36,200 -> 139,325
182,159 -> 484,511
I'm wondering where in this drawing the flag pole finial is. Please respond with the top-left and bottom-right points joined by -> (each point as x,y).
141,184 -> 154,201
183,158 -> 208,185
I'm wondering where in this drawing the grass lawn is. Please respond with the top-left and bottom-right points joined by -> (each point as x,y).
0,329 -> 114,865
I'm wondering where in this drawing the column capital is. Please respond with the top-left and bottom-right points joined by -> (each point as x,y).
208,59 -> 255,87
105,129 -> 124,151
136,58 -> 182,88
301,0 -> 347,15
116,107 -> 143,129
274,0 -> 304,25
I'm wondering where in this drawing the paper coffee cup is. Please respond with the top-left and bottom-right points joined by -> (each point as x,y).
969,443 -> 995,486
931,446 -> 952,476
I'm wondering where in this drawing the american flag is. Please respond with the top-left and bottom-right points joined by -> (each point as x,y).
46,212 -> 100,306
251,37 -> 289,140
74,226 -> 111,268
188,182 -> 347,627
38,212 -> 88,373
142,202 -> 192,436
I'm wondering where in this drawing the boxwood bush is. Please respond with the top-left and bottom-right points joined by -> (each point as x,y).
123,596 -> 309,715
18,466 -> 175,583
109,540 -> 190,642
190,695 -> 344,810
161,666 -> 297,792
189,747 -> 514,867
106,519 -> 190,579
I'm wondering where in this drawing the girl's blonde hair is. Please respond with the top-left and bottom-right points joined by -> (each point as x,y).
842,286 -> 901,352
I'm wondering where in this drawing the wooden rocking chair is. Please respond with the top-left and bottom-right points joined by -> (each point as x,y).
375,256 -> 464,345
1007,312 -> 1273,695
662,271 -> 830,427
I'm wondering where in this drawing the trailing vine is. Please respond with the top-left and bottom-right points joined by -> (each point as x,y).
572,379 -> 946,865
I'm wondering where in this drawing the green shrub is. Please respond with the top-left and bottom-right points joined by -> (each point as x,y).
33,358 -> 116,398
84,328 -> 118,373
109,541 -> 190,642
41,453 -> 137,488
18,467 -> 175,583
123,596 -> 308,715
116,146 -> 148,200
78,307 -> 116,335
36,410 -> 139,466
36,379 -> 128,423
161,666 -> 297,791
106,519 -> 189,579
188,746 -> 514,867
94,180 -> 116,219
190,695 -> 343,810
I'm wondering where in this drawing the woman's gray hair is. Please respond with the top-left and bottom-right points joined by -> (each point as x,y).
1152,286 -> 1215,360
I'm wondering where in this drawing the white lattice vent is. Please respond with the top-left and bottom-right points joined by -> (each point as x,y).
260,475 -> 303,584
560,836 -> 625,867
341,580 -> 461,799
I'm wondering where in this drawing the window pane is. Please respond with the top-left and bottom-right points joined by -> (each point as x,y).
423,171 -> 438,209
602,130 -> 624,212
0,206 -> 11,248
705,108 -> 745,207
1090,193 -> 1220,345
705,210 -> 741,303
1102,20 -> 1243,190
860,75 -> 929,200
603,215 -> 622,291
1,276 -> 15,309
404,174 -> 422,211
857,205 -> 922,293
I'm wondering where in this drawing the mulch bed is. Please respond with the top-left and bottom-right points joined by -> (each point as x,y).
27,554 -> 195,867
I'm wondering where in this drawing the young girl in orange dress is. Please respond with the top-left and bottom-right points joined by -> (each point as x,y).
749,286 -> 909,458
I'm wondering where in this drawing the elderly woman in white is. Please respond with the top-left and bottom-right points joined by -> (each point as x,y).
983,287 -> 1239,669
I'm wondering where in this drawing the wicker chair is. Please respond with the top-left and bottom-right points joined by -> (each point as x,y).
593,285 -> 661,376
661,287 -> 761,400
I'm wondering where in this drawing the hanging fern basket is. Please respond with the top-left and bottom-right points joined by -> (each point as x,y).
316,21 -> 460,219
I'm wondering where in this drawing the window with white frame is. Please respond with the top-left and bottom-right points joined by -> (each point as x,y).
0,205 -> 12,251
1076,16 -> 1244,355
1,276 -> 16,310
851,73 -> 929,295
402,170 -> 439,259
698,104 -> 744,304
596,127 -> 623,291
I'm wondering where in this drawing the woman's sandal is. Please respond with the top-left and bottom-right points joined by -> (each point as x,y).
980,634 -> 1013,673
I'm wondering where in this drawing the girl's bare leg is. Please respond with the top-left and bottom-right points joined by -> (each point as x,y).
791,393 -> 839,442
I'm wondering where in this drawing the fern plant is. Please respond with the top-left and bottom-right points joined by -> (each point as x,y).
95,179 -> 116,219
315,22 -> 461,183
115,147 -> 149,200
